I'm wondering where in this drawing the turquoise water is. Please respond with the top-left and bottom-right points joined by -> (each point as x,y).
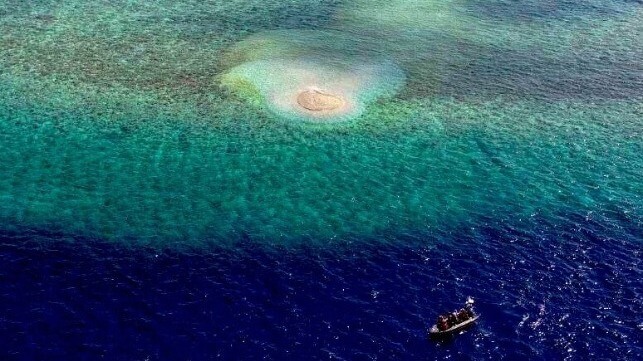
0,0 -> 641,246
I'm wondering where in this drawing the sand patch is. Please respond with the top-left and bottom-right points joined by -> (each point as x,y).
297,89 -> 345,112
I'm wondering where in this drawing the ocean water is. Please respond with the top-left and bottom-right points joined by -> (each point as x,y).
0,0 -> 641,360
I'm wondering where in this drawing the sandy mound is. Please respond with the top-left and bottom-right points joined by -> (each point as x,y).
297,89 -> 346,112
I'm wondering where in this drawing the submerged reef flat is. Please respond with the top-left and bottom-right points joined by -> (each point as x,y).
1,75 -> 641,246
0,0 -> 641,246
336,0 -> 643,100
0,0 -> 342,96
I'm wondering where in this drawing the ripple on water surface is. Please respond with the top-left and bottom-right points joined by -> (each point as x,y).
0,218 -> 641,359
0,1 -> 642,360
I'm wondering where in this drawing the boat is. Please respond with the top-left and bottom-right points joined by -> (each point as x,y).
429,314 -> 479,338
429,297 -> 479,338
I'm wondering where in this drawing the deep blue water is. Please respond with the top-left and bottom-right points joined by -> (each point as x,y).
1,214 -> 641,360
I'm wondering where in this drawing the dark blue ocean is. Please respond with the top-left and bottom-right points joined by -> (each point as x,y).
1,214 -> 641,360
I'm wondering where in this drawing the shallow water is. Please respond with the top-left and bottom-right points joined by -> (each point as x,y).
1,0 -> 641,245
0,0 -> 641,359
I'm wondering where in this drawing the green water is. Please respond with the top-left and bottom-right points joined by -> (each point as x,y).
1,1 -> 641,246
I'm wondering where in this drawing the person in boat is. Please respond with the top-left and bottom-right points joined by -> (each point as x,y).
437,315 -> 449,331
457,308 -> 470,322
434,298 -> 476,332
447,311 -> 458,327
